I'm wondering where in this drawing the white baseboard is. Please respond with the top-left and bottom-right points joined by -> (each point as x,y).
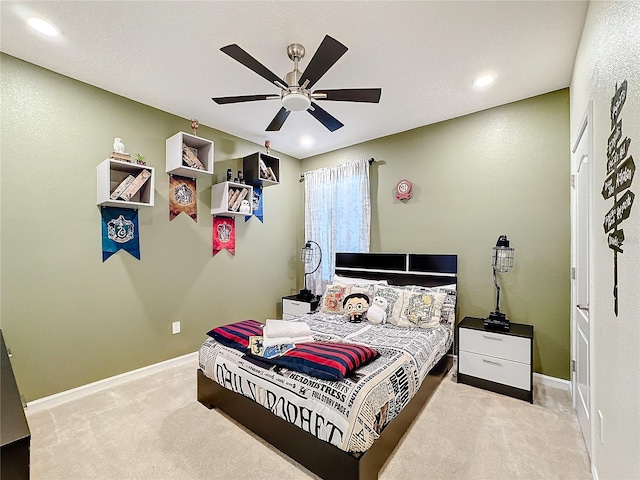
533,372 -> 571,393
26,351 -> 198,414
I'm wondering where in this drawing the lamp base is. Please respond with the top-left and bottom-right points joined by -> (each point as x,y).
297,289 -> 314,301
484,311 -> 510,331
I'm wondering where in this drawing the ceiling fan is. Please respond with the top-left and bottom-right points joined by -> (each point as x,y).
212,35 -> 382,132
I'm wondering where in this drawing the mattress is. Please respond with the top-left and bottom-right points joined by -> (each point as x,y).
198,311 -> 453,453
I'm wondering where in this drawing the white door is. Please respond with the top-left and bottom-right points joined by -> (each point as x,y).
572,104 -> 592,458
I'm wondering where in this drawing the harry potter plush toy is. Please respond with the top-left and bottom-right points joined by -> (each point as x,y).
343,293 -> 370,323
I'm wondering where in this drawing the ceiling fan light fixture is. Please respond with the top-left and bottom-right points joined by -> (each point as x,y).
282,91 -> 311,112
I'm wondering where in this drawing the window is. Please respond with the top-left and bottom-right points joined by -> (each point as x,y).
303,158 -> 371,295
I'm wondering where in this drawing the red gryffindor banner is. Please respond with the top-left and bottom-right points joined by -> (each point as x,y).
213,216 -> 235,256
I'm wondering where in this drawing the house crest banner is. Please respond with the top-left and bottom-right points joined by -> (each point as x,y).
101,207 -> 140,261
169,175 -> 197,222
245,185 -> 263,223
213,216 -> 235,256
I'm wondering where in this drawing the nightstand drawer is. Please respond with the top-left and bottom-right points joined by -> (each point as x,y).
459,328 -> 530,364
282,298 -> 313,316
459,351 -> 531,390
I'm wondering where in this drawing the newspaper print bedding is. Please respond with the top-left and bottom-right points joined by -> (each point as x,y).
198,311 -> 453,453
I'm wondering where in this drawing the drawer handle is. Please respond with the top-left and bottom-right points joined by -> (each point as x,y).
290,302 -> 301,306
482,334 -> 503,341
482,358 -> 503,367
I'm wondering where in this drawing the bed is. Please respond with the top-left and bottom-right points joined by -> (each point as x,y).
197,252 -> 457,480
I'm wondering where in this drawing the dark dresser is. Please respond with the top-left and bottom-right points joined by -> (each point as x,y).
1,330 -> 30,479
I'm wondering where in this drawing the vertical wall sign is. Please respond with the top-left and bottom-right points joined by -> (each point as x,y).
603,80 -> 635,315
169,175 -> 197,222
101,207 -> 140,262
245,185 -> 263,223
213,216 -> 236,256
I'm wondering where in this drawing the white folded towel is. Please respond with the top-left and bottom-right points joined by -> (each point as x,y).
262,319 -> 314,347
264,319 -> 312,338
262,334 -> 315,348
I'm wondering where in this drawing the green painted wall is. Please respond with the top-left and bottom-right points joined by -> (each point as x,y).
303,89 -> 571,379
1,53 -> 571,402
0,54 -> 302,401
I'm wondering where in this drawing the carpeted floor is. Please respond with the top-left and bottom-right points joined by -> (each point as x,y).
26,356 -> 591,480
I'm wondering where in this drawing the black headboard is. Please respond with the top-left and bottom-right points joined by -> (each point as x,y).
334,253 -> 457,287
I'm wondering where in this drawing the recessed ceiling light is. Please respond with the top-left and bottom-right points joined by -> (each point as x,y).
27,17 -> 59,37
300,136 -> 314,148
473,74 -> 494,88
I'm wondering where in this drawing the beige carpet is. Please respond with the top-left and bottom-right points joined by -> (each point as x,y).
26,356 -> 591,480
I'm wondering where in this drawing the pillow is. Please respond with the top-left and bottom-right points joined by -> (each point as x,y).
261,341 -> 379,381
319,284 -> 349,314
394,290 -> 447,329
333,274 -> 388,285
207,319 -> 263,351
320,283 -> 374,317
408,285 -> 457,327
369,285 -> 405,325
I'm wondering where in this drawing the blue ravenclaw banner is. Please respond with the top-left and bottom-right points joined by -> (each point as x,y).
101,207 -> 141,262
245,185 -> 263,223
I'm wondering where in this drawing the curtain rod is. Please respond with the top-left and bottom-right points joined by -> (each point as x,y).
299,158 -> 375,180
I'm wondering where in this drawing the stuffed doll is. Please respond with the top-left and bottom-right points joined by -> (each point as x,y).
367,295 -> 388,325
343,293 -> 370,323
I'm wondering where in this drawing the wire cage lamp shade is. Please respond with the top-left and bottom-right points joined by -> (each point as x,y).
485,235 -> 515,331
299,241 -> 322,300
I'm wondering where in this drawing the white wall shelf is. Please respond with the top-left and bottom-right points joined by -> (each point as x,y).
166,132 -> 214,178
97,159 -> 155,208
211,181 -> 253,217
243,152 -> 280,186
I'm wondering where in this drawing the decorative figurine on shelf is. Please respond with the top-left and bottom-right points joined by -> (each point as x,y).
238,171 -> 245,184
238,199 -> 251,214
190,119 -> 199,136
113,137 -> 126,154
226,168 -> 233,182
134,153 -> 146,165
265,139 -> 271,154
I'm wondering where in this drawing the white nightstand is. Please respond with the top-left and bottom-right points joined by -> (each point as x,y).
281,295 -> 320,320
457,316 -> 534,403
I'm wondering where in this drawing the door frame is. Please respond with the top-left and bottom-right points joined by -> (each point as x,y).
570,100 -> 593,459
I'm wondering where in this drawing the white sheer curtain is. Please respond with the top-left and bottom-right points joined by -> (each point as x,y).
303,158 -> 371,295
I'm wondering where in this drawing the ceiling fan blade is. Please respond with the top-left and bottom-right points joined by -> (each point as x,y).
307,102 -> 344,132
212,94 -> 280,105
299,35 -> 348,90
312,88 -> 382,103
266,107 -> 291,131
220,44 -> 288,89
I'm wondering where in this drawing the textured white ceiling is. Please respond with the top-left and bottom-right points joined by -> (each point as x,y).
0,1 -> 589,159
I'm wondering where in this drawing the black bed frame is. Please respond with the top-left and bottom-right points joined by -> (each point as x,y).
197,253 -> 457,480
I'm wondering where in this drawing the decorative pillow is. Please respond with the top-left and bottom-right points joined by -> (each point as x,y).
333,274 -> 388,285
409,285 -> 457,327
261,341 -> 379,381
394,290 -> 447,329
207,319 -> 263,351
319,284 -> 349,314
370,285 -> 405,325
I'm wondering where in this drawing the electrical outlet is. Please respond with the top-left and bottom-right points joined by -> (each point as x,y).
172,321 -> 181,335
598,410 -> 604,444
